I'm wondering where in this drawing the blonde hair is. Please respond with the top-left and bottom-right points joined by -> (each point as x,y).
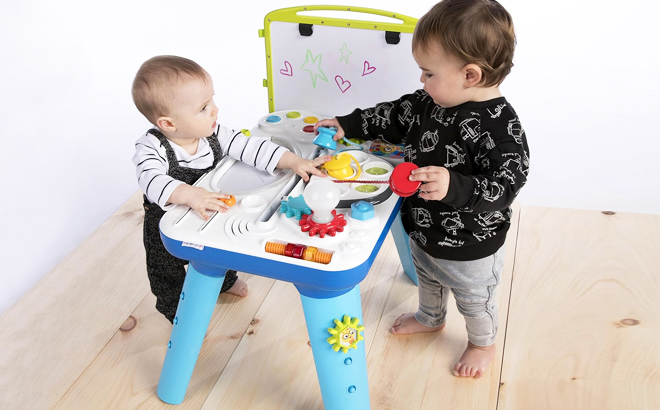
413,0 -> 516,87
132,55 -> 209,125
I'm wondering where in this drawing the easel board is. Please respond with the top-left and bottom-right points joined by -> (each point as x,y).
260,6 -> 421,118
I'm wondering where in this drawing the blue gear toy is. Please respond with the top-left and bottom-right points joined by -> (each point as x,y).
280,194 -> 312,220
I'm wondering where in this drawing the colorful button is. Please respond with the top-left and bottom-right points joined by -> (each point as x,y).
351,201 -> 375,221
302,125 -> 315,133
303,116 -> 319,124
220,195 -> 236,206
286,111 -> 301,119
266,115 -> 281,123
389,163 -> 421,197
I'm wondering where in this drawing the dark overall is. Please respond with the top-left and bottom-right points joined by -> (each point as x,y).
142,129 -> 238,323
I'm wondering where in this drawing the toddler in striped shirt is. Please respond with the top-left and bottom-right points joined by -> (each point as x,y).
131,55 -> 330,323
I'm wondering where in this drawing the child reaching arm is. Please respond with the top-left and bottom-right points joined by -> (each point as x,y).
162,149 -> 329,221
132,55 -> 329,323
315,0 -> 529,379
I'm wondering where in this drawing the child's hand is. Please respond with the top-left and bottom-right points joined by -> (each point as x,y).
169,184 -> 232,220
410,166 -> 451,201
277,151 -> 331,182
314,118 -> 345,141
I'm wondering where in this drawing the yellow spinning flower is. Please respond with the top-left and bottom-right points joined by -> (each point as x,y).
327,315 -> 365,353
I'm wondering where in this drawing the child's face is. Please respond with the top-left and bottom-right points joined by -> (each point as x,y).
166,75 -> 218,141
413,41 -> 469,108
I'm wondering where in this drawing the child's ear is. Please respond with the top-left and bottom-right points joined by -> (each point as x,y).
463,64 -> 483,88
156,116 -> 176,132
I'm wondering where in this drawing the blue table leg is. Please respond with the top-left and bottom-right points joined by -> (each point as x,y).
390,210 -> 418,286
157,264 -> 225,404
299,286 -> 370,410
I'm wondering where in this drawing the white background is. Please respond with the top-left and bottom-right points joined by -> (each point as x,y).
1,0 -> 658,316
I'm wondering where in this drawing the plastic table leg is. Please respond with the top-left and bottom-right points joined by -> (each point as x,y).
157,263 -> 225,404
299,285 -> 370,410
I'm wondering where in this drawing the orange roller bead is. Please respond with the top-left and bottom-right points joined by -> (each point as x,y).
220,195 -> 236,206
265,241 -> 286,255
303,246 -> 318,261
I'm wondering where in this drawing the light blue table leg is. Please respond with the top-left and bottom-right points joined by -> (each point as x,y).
390,210 -> 418,285
157,264 -> 225,404
299,286 -> 370,410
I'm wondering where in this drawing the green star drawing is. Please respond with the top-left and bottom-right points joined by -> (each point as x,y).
300,49 -> 328,89
339,42 -> 352,64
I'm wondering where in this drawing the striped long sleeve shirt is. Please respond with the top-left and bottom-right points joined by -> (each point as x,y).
132,124 -> 287,210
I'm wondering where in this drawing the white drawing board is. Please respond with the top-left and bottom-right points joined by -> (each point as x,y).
261,6 -> 421,118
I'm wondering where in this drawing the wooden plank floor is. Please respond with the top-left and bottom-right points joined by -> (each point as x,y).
1,193 -> 658,410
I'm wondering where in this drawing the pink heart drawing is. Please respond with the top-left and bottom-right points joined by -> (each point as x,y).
362,61 -> 376,76
335,75 -> 351,93
280,61 -> 293,76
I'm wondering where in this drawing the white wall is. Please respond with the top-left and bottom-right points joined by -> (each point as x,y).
1,0 -> 658,316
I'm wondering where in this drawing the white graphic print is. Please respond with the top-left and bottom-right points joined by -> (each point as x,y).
439,211 -> 464,235
487,103 -> 507,118
412,207 -> 433,228
507,118 -> 525,144
475,211 -> 505,228
431,106 -> 457,126
459,115 -> 481,143
477,179 -> 504,202
409,231 -> 427,245
420,130 -> 439,152
480,132 -> 495,150
473,231 -> 495,242
404,144 -> 417,161
474,133 -> 495,170
399,100 -> 420,132
364,102 -> 394,130
438,236 -> 465,247
414,89 -> 431,102
494,152 -> 526,184
445,142 -> 466,168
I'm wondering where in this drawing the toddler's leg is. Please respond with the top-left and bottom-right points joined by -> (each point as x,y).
450,247 -> 505,379
220,270 -> 248,297
390,241 -> 448,335
452,288 -> 498,379
143,206 -> 188,323
146,258 -> 187,323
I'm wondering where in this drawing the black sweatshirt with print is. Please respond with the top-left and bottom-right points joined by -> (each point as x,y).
337,90 -> 530,261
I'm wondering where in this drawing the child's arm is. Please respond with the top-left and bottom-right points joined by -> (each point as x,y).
215,124 -> 330,180
167,184 -> 232,221
276,151 -> 331,182
328,91 -> 424,144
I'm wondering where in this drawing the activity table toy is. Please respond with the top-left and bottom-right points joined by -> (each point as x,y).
156,110 -> 403,409
156,6 -> 426,408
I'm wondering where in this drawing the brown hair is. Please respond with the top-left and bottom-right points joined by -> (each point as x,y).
413,0 -> 516,87
132,55 -> 209,124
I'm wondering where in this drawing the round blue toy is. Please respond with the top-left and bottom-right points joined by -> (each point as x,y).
313,127 -> 338,150
313,127 -> 364,153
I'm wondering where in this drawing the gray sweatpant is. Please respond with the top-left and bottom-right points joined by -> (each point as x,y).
410,240 -> 505,347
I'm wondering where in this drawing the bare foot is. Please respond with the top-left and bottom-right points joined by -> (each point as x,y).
453,342 -> 496,379
224,278 -> 248,297
389,313 -> 446,335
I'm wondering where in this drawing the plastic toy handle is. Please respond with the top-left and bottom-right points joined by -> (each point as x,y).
268,5 -> 419,27
341,137 -> 363,149
340,153 -> 362,181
